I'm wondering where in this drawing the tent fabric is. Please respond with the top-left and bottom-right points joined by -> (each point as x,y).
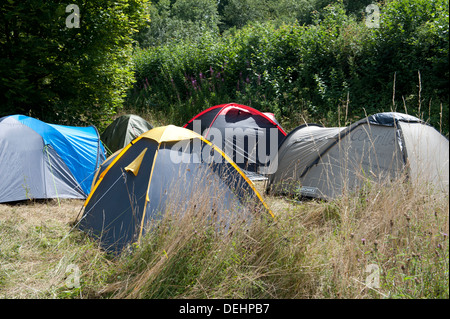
101,114 -> 153,154
79,125 -> 272,253
268,112 -> 449,199
183,103 -> 287,176
0,115 -> 106,203
398,121 -> 449,190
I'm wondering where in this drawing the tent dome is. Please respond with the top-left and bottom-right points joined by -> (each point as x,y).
0,115 -> 105,203
101,114 -> 153,154
184,103 -> 287,177
79,125 -> 272,253
268,112 -> 449,199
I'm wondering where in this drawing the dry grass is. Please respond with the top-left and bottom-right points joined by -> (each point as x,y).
0,199 -> 112,298
103,177 -> 449,299
0,175 -> 448,299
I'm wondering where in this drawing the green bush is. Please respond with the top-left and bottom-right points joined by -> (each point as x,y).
0,0 -> 149,128
128,0 -> 448,134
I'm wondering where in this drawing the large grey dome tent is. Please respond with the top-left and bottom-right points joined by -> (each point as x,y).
0,115 -> 105,203
101,114 -> 153,154
267,112 -> 449,200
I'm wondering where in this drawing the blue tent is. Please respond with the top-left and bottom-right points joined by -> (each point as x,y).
0,114 -> 106,203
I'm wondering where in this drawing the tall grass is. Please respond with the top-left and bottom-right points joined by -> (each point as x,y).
0,200 -> 112,298
0,171 -> 447,299
102,175 -> 448,299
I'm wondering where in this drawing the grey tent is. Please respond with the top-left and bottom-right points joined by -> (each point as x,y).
267,112 -> 449,199
0,115 -> 105,203
101,114 -> 153,153
79,125 -> 272,253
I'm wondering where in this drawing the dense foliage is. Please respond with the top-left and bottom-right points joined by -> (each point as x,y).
129,0 -> 449,134
1,0 -> 448,135
0,0 -> 149,127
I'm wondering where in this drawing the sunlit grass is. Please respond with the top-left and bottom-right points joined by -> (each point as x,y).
0,176 -> 448,299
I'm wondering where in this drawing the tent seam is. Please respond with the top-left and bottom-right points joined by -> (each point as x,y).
136,141 -> 161,244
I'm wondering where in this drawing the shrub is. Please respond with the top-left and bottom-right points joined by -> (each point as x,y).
128,0 -> 448,135
0,0 -> 149,128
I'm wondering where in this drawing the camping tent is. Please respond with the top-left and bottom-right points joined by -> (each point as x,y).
101,114 -> 153,154
267,112 -> 449,199
78,125 -> 272,253
0,114 -> 106,203
183,103 -> 287,177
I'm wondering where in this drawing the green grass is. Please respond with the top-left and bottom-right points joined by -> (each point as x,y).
1,175 -> 448,299
0,200 -> 112,298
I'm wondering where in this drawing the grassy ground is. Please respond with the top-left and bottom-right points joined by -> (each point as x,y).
0,176 -> 448,299
0,199 -> 111,298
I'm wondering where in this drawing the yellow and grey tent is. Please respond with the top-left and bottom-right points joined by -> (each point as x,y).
78,125 -> 272,253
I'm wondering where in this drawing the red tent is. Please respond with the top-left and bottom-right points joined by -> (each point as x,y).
184,103 -> 287,175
